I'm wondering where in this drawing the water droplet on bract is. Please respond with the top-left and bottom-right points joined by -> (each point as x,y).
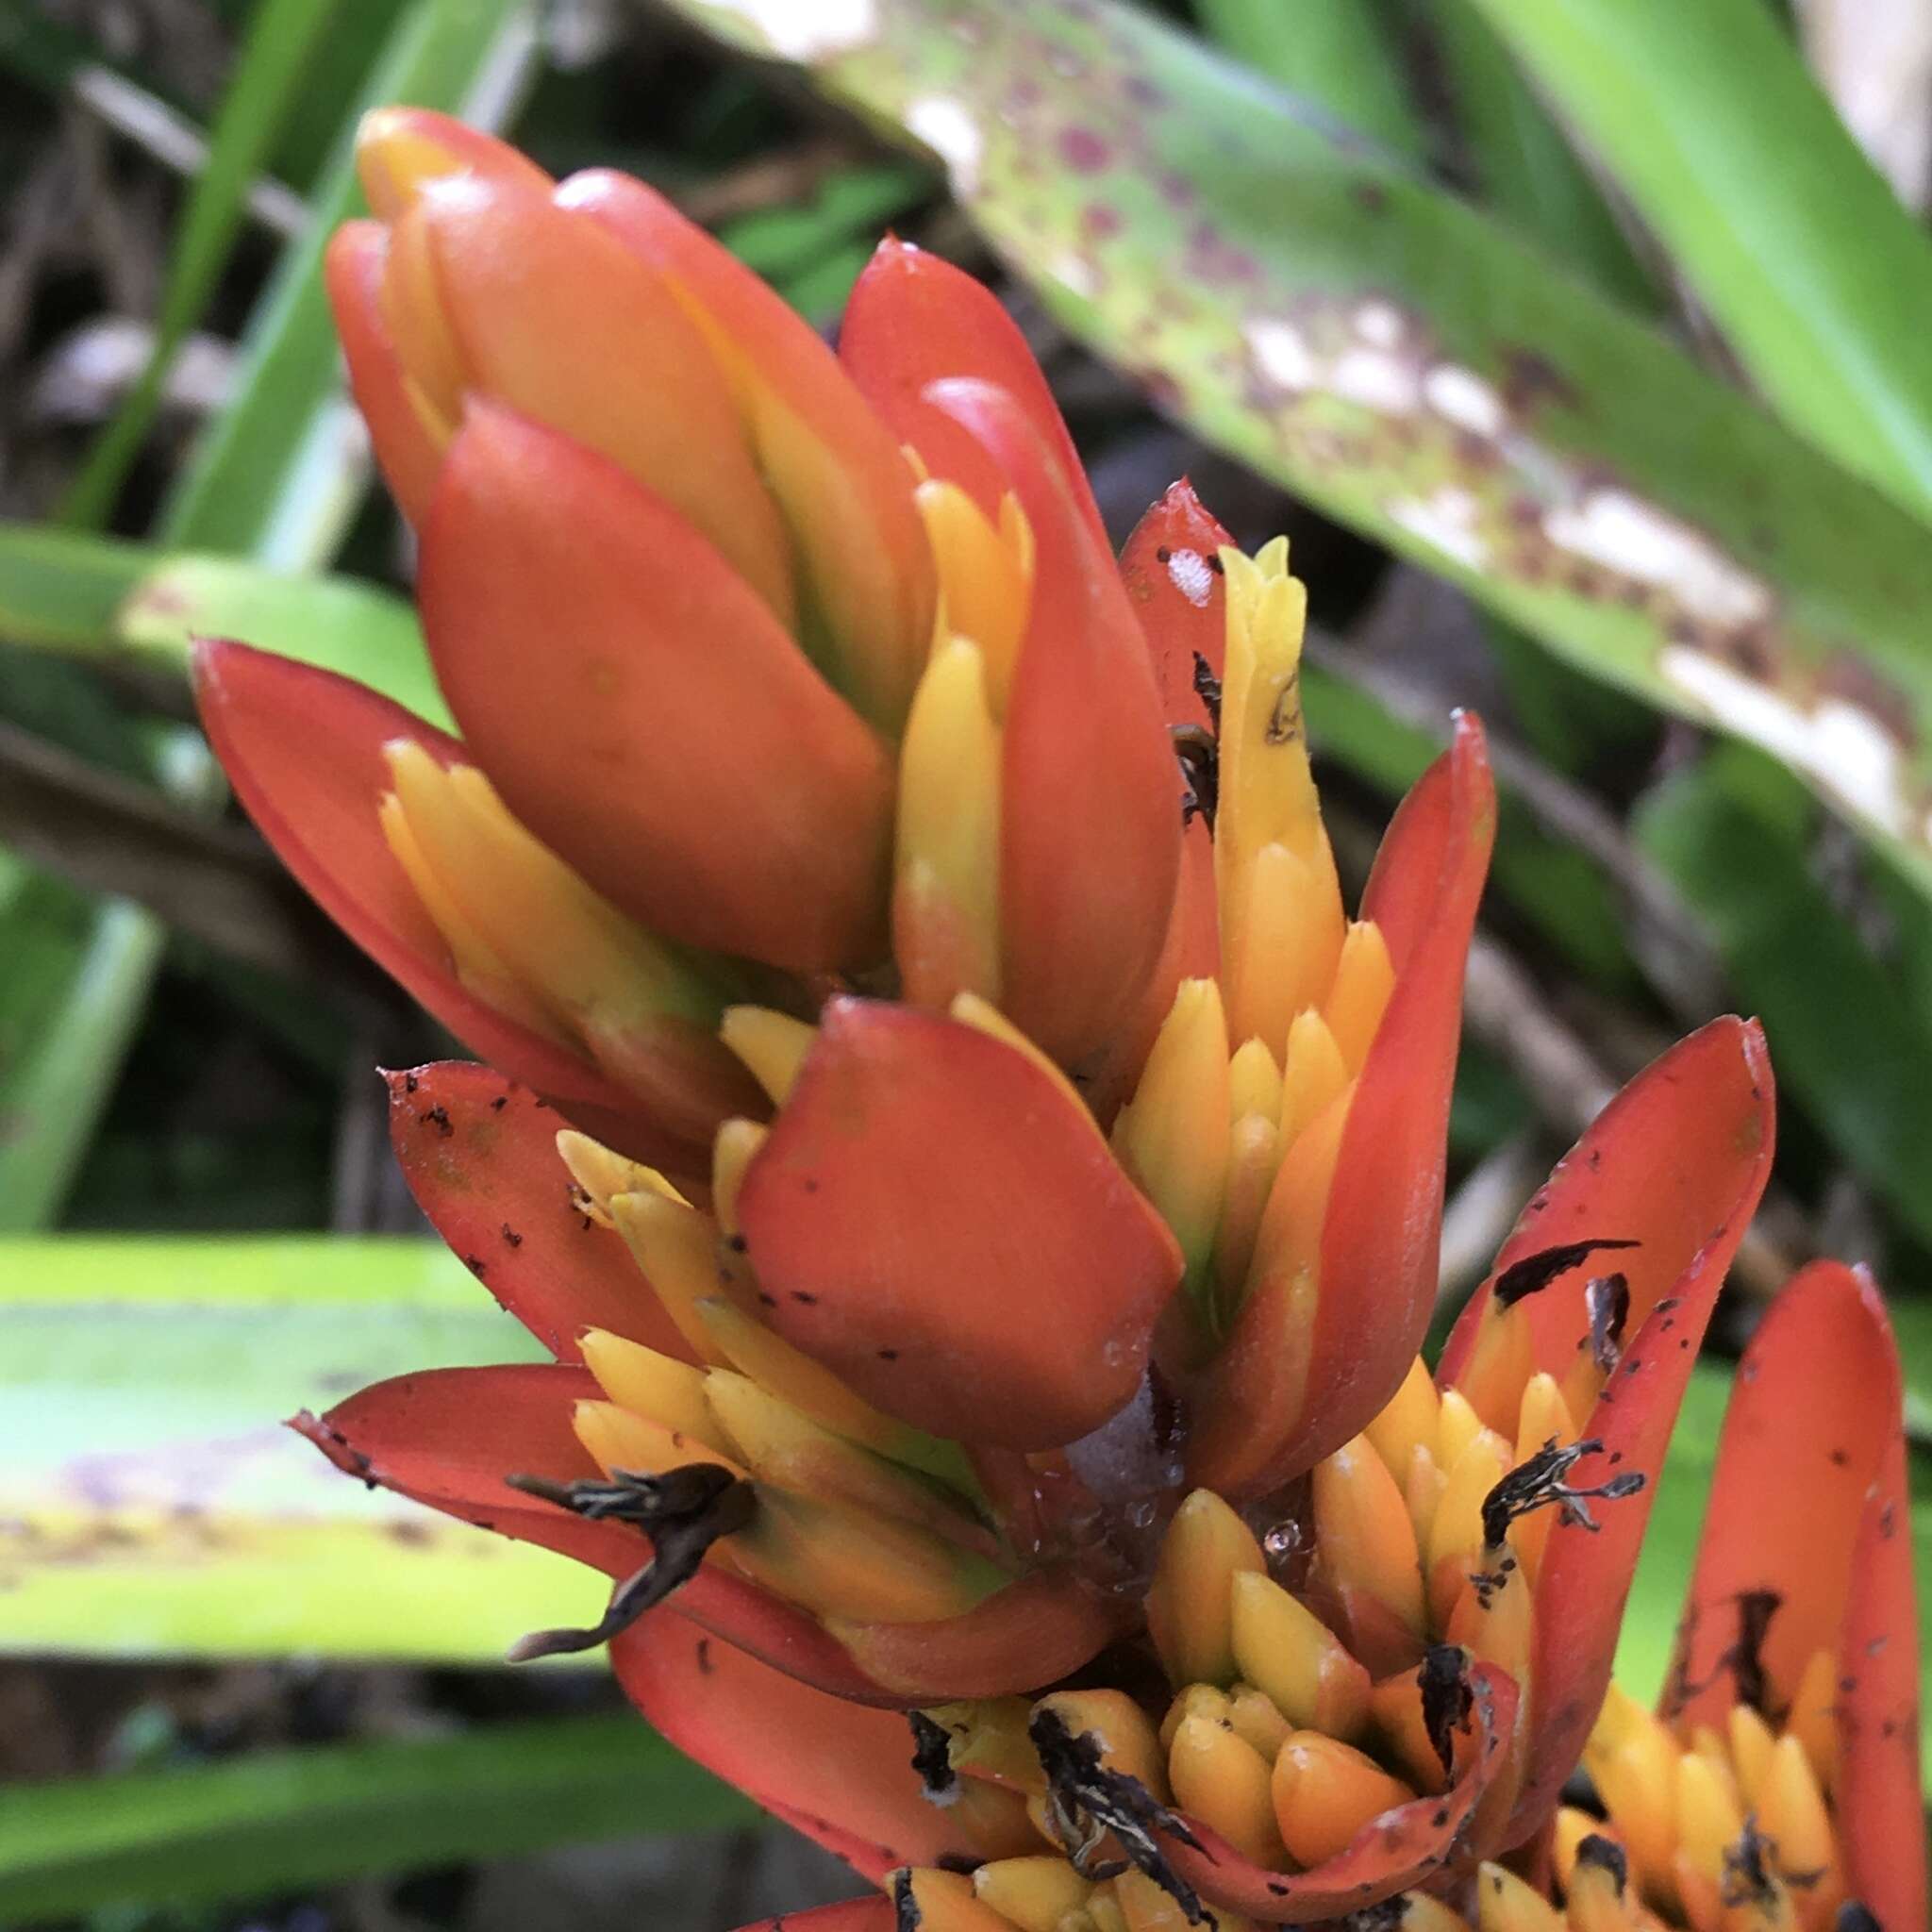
1263,1522 -> 1300,1560
1125,1499 -> 1157,1530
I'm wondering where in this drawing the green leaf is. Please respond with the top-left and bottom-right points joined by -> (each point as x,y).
0,524 -> 453,727
0,524 -> 150,651
160,0 -> 541,563
1304,659 -> 1633,988
661,0 -> 1932,911
1633,744 -> 1932,1248
58,0 -> 336,530
0,877 -> 166,1232
0,1237 -> 608,1660
1192,0 -> 1424,163
1462,0 -> 1932,521
0,1714 -> 755,1919
1430,0 -> 1655,308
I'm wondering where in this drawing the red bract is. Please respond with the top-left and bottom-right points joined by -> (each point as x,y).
1652,1260 -> 1924,1928
185,108 -> 1886,1932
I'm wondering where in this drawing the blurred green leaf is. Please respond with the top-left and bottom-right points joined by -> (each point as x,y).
664,0 -> 1932,912
121,554 -> 453,727
719,161 -> 929,281
1306,659 -> 1632,988
162,0 -> 540,564
1634,744 -> 1932,1247
1430,0 -> 1655,308
0,730 -> 217,1230
0,1237 -> 609,1660
0,524 -> 452,726
58,0 -> 336,530
0,525 -> 149,650
0,874 -> 165,1232
0,1713 -> 755,1918
1463,0 -> 1932,520
1192,0 -> 1424,163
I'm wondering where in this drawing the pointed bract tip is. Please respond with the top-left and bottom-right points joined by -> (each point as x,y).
354,107 -> 551,222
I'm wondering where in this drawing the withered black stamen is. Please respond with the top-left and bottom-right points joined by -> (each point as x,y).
1191,651 -> 1223,729
1835,1904 -> 1882,1932
1720,1817 -> 1778,1908
1418,1644 -> 1474,1781
1574,1834 -> 1629,1891
501,1462 -> 755,1661
1339,1903 -> 1407,1931
1585,1272 -> 1631,1375
1480,1438 -> 1645,1550
1492,1238 -> 1641,1308
892,1868 -> 922,1932
1028,1707 -> 1208,1924
908,1710 -> 958,1803
1173,723 -> 1219,832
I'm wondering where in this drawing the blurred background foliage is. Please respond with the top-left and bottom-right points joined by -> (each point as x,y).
2,0 -> 1931,1924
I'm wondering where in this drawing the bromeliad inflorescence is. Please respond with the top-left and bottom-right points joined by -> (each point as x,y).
192,111 -> 1921,1931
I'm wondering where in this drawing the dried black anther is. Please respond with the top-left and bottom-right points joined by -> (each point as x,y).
1585,1273 -> 1631,1375
1339,1903 -> 1407,1931
1720,1817 -> 1778,1909
908,1711 -> 958,1804
1191,652 -> 1223,730
1173,723 -> 1219,832
1492,1239 -> 1640,1308
501,1462 -> 755,1661
1417,1644 -> 1474,1781
892,1868 -> 922,1932
1029,1707 -> 1208,1924
1574,1834 -> 1628,1891
1835,1905 -> 1882,1932
1481,1439 -> 1646,1550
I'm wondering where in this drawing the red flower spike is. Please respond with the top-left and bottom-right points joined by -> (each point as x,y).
192,641 -> 688,1164
924,378 -> 1182,1070
418,402 -> 895,972
381,1061 -> 698,1366
839,238 -> 1106,550
736,997 -> 1184,1450
325,223 -> 441,525
826,1569 -> 1126,1701
1190,718 -> 1495,1495
612,1614 -> 980,1881
296,1364 -> 906,1706
1664,1259 -> 1923,1928
1162,1663 -> 1520,1922
1466,1019 -> 1777,1839
562,169 -> 935,733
